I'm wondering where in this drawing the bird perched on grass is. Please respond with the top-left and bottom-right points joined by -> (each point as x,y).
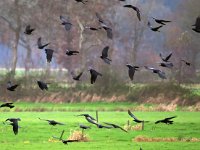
123,5 -> 141,21
144,66 -> 167,79
0,102 -> 15,109
5,118 -> 21,135
45,49 -> 54,63
155,116 -> 177,125
24,25 -> 35,35
60,15 -> 73,31
39,118 -> 65,126
88,68 -> 102,84
37,81 -> 48,91
160,52 -> 172,62
37,37 -> 50,49
128,110 -> 149,123
103,122 -> 127,132
100,46 -> 112,64
152,17 -> 171,25
192,16 -> 200,33
126,64 -> 139,81
7,81 -> 19,91
148,21 -> 163,32
66,49 -> 79,56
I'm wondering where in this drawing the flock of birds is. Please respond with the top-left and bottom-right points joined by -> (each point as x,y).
0,0 -> 199,147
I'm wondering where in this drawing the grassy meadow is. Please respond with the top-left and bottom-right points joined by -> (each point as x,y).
0,103 -> 200,150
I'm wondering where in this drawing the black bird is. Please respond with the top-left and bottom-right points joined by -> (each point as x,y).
100,46 -> 112,64
84,26 -> 100,31
159,62 -> 173,69
7,81 -> 19,91
181,60 -> 191,66
77,114 -> 96,121
144,66 -> 167,79
45,49 -> 54,63
39,118 -> 65,126
155,116 -> 177,125
52,130 -> 78,144
88,68 -> 102,84
37,81 -> 48,91
24,25 -> 35,35
152,17 -> 171,25
160,52 -> 172,62
71,71 -> 83,81
0,102 -> 14,109
85,117 -> 112,129
37,37 -> 50,49
96,13 -> 113,39
6,118 -> 21,135
126,64 -> 139,81
128,110 -> 149,123
79,124 -> 91,130
124,5 -> 141,21
103,122 -> 127,132
74,0 -> 88,4
148,21 -> 163,32
192,16 -> 200,33
60,15 -> 73,31
66,49 -> 79,56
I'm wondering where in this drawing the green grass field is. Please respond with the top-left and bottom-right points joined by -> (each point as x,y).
0,109 -> 200,150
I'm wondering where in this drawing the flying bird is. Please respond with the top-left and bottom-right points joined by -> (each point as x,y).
100,46 -> 112,64
74,0 -> 88,4
39,118 -> 65,126
24,25 -> 35,35
128,110 -> 149,123
144,66 -> 167,79
181,60 -> 191,66
192,16 -> 200,33
77,114 -> 96,121
37,37 -> 50,49
160,52 -> 172,62
7,81 -> 19,91
159,62 -> 173,69
79,124 -> 91,130
148,21 -> 163,32
45,49 -> 54,63
103,122 -> 127,132
71,71 -> 83,81
126,64 -> 139,81
88,69 -> 102,84
66,49 -> 79,56
155,116 -> 177,125
123,5 -> 141,21
5,118 -> 21,135
152,17 -> 171,25
85,117 -> 112,129
37,81 -> 48,91
60,15 -> 73,31
0,102 -> 15,109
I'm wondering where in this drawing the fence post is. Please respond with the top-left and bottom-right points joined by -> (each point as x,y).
96,110 -> 99,123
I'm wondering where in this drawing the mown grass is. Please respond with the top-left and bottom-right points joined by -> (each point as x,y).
0,111 -> 200,150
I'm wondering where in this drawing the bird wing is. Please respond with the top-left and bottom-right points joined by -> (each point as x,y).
102,46 -> 109,58
166,116 -> 177,120
165,53 -> 172,61
13,122 -> 18,135
154,25 -> 163,31
160,19 -> 171,23
91,73 -> 97,84
37,37 -> 42,47
195,16 -> 200,27
128,68 -> 135,81
136,8 -> 141,21
85,116 -> 98,125
96,12 -> 104,23
128,110 -> 138,120
9,84 -> 19,90
60,15 -> 68,23
26,25 -> 31,31
45,49 -> 54,63
76,72 -> 83,79
157,71 -> 167,79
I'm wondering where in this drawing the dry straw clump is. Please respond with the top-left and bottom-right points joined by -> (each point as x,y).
124,124 -> 142,131
133,135 -> 200,142
68,130 -> 90,142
